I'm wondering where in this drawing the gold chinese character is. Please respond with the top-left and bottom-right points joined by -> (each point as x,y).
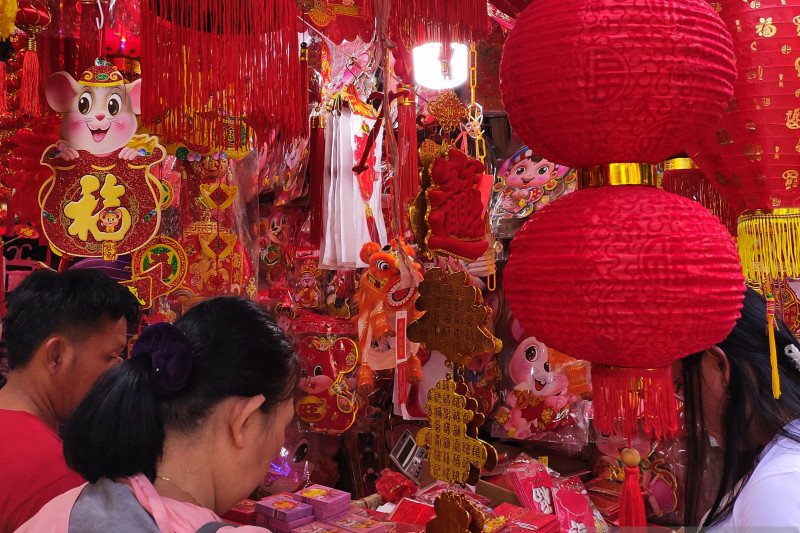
716,129 -> 733,145
787,109 -> 800,130
782,45 -> 793,55
63,173 -> 132,243
784,169 -> 799,190
745,144 -> 763,162
794,15 -> 800,35
756,17 -> 777,38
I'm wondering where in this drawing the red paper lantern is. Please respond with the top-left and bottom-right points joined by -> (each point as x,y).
689,0 -> 800,283
505,184 -> 744,438
499,0 -> 737,168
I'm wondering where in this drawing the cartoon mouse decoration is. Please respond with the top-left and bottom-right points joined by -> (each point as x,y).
496,320 -> 574,440
295,336 -> 359,435
38,59 -> 165,260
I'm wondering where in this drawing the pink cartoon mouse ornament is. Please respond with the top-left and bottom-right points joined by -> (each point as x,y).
38,59 -> 165,260
497,320 -> 574,440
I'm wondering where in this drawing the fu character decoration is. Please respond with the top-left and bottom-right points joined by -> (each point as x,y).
39,60 -> 165,261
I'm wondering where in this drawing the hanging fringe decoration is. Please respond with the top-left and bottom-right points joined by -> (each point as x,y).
738,210 -> 800,283
77,0 -> 101,73
661,157 -> 737,235
591,365 -> 679,442
300,41 -> 309,138
15,0 -> 50,117
308,115 -> 326,246
141,0 -> 303,151
388,0 -> 489,48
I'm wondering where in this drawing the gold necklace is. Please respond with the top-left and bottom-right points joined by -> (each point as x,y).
156,475 -> 203,507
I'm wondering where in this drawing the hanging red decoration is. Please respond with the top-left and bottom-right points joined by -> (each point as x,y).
140,0 -> 303,150
689,0 -> 800,284
500,1 -> 743,526
499,0 -> 737,168
506,184 -> 744,438
302,0 -> 375,46
15,0 -> 50,117
389,0 -> 489,48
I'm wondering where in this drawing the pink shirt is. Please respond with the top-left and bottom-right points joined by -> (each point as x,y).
17,473 -> 270,533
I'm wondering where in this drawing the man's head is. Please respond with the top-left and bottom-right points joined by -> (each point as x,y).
2,269 -> 140,421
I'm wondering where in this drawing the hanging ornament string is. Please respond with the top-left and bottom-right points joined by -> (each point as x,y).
466,41 -> 496,290
94,0 -> 104,59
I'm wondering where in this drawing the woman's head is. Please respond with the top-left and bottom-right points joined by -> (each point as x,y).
64,297 -> 299,511
681,287 -> 800,525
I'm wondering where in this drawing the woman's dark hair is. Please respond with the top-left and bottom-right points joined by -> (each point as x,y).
64,296 -> 299,482
683,287 -> 800,526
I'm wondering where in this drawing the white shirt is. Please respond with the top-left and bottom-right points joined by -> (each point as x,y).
706,420 -> 800,531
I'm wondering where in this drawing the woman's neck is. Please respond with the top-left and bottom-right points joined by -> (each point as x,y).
155,431 -> 219,513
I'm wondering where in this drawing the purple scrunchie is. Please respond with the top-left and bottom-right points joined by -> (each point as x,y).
131,322 -> 193,396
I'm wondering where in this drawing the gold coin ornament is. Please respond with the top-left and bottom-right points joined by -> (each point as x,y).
407,268 -> 502,366
416,377 -> 496,485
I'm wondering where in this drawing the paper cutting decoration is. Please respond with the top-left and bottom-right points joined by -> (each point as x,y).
407,268 -> 501,366
39,60 -> 164,260
296,336 -> 359,434
416,377 -> 497,485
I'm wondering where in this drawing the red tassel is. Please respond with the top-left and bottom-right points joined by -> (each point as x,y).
300,42 -> 309,138
20,43 -> 41,116
591,365 -> 679,442
0,62 -> 7,114
620,463 -> 647,527
396,86 -> 418,229
308,115 -> 326,246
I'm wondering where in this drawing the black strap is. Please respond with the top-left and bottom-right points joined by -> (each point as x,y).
196,522 -> 236,533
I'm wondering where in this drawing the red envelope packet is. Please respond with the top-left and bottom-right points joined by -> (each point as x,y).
551,477 -> 597,533
507,456 -> 554,514
388,498 -> 436,526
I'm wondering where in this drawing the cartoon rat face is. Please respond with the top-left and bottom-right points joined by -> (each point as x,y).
100,209 -> 122,231
509,336 -> 568,396
505,157 -> 557,188
45,72 -> 141,157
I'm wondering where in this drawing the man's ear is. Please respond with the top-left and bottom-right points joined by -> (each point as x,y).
38,336 -> 68,373
45,72 -> 81,113
228,395 -> 267,447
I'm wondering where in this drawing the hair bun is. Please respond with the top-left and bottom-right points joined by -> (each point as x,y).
132,322 -> 193,396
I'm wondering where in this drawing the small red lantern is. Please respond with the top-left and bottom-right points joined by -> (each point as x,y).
500,0 -> 737,168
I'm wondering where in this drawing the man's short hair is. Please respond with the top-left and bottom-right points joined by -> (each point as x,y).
2,269 -> 140,370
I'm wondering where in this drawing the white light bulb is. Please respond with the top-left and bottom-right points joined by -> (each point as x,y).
412,42 -> 469,90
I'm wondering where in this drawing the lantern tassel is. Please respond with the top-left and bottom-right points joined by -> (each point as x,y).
738,211 -> 800,283
0,60 -> 7,113
20,36 -> 40,116
308,115 -> 326,246
619,460 -> 647,527
767,292 -> 781,399
661,159 -> 736,235
591,365 -> 679,442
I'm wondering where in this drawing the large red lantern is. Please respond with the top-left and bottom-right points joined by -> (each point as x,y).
690,1 -> 800,284
499,0 -> 737,168
500,1 -> 744,526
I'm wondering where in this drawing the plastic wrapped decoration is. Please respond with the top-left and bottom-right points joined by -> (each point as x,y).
40,60 -> 165,261
489,146 -> 576,239
493,319 -> 592,456
295,333 -> 360,435
169,155 -> 256,305
263,421 -> 313,494
291,254 -> 325,311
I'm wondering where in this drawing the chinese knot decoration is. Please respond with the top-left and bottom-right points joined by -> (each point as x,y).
39,60 -> 165,260
689,0 -> 800,285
